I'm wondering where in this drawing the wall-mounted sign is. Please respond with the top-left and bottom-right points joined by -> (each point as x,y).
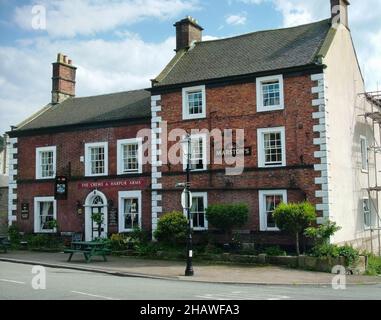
55,176 -> 68,200
108,208 -> 118,227
21,203 -> 29,220
78,179 -> 146,190
215,146 -> 252,157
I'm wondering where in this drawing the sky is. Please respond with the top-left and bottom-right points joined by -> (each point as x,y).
0,0 -> 380,134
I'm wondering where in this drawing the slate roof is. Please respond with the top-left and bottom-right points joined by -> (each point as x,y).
154,19 -> 332,87
13,89 -> 151,132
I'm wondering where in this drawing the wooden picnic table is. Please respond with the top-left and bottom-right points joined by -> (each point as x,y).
64,241 -> 111,263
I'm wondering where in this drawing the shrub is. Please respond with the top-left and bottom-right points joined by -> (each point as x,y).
311,243 -> 360,266
27,234 -> 61,249
109,229 -> 149,251
8,225 -> 21,246
264,246 -> 287,257
206,204 -> 249,243
154,211 -> 188,245
305,221 -> 341,246
337,245 -> 360,266
311,243 -> 339,258
273,202 -> 316,256
365,255 -> 381,276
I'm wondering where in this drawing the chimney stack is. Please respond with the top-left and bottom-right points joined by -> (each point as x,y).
51,53 -> 77,104
174,16 -> 203,52
330,0 -> 350,29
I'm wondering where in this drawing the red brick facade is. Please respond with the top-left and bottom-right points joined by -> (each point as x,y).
14,123 -> 152,237
154,71 -> 322,244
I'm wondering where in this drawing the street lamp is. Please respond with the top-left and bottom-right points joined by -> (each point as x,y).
179,133 -> 194,277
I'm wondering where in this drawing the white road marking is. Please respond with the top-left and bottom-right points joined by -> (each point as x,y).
71,291 -> 119,300
195,292 -> 291,301
0,279 -> 26,285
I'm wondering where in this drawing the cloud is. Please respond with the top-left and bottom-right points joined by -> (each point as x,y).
235,0 -> 381,91
0,35 -> 177,133
13,0 -> 200,38
226,13 -> 247,26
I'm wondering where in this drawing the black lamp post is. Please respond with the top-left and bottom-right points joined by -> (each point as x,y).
182,134 -> 194,276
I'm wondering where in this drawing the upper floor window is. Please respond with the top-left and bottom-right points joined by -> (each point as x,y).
257,127 -> 286,168
183,134 -> 207,171
34,197 -> 57,233
256,75 -> 284,112
182,85 -> 206,120
35,146 -> 56,180
85,142 -> 108,177
259,190 -> 287,231
117,138 -> 143,175
360,136 -> 368,172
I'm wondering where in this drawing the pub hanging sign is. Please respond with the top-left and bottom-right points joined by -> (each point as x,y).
55,176 -> 68,200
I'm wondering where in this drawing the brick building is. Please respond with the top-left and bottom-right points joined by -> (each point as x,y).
150,0 -> 380,250
7,54 -> 152,241
7,0 -> 381,251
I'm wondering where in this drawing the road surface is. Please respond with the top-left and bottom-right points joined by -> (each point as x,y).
0,262 -> 380,300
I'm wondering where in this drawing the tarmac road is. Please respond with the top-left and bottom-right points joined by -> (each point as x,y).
0,261 -> 381,300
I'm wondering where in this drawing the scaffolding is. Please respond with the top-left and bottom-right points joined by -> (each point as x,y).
362,91 -> 381,256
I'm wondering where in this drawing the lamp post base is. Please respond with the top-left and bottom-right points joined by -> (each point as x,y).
185,268 -> 194,277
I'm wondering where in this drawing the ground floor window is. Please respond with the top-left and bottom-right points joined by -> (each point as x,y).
259,190 -> 287,231
33,196 -> 57,233
118,191 -> 142,232
190,192 -> 208,231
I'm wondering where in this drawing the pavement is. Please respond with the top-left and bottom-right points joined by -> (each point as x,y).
0,250 -> 380,286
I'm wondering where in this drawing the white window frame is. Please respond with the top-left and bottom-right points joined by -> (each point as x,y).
190,192 -> 208,231
257,127 -> 286,168
256,74 -> 284,112
182,85 -> 206,120
117,138 -> 143,175
35,146 -> 56,180
183,133 -> 208,172
85,142 -> 108,177
34,196 -> 57,233
360,135 -> 368,173
259,190 -> 287,232
118,191 -> 142,233
363,197 -> 371,230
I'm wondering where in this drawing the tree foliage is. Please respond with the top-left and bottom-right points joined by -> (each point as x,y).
154,211 -> 188,245
206,204 -> 249,242
273,202 -> 316,255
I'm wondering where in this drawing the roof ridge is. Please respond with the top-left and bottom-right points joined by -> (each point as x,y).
197,18 -> 331,45
71,88 -> 150,100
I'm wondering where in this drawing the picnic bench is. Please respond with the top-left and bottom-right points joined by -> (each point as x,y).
64,241 -> 111,263
0,236 -> 11,253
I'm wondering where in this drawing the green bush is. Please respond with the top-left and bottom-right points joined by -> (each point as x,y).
311,243 -> 360,266
8,225 -> 21,246
154,211 -> 188,245
27,234 -> 61,249
311,243 -> 340,258
305,220 -> 341,246
337,245 -> 360,266
365,255 -> 381,276
110,229 -> 149,251
264,246 -> 287,256
206,204 -> 249,243
273,202 -> 316,256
